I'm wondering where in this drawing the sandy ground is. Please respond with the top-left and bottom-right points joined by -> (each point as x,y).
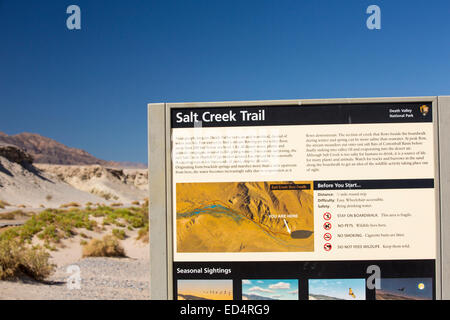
0,217 -> 150,300
0,257 -> 150,300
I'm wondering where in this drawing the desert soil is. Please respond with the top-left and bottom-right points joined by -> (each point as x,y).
0,217 -> 150,300
0,257 -> 150,300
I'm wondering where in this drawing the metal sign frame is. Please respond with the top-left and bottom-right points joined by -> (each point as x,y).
148,96 -> 449,300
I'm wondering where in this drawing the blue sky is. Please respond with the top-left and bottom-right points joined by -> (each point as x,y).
242,279 -> 298,300
309,278 -> 366,300
1,0 -> 449,163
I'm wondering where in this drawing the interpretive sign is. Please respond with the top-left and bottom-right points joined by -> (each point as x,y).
149,97 -> 450,300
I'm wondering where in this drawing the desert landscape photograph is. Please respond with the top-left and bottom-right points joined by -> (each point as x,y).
242,279 -> 299,300
0,132 -> 149,299
177,279 -> 233,300
308,279 -> 366,300
376,278 -> 433,300
176,181 -> 314,253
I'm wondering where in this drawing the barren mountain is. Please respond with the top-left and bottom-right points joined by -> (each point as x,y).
0,143 -> 148,208
0,144 -> 105,208
0,131 -> 146,168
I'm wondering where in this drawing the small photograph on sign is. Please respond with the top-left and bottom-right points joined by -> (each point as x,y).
242,279 -> 299,300
376,278 -> 433,300
308,279 -> 366,300
176,181 -> 314,253
177,279 -> 233,300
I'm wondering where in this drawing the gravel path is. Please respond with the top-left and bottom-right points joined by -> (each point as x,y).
0,257 -> 150,300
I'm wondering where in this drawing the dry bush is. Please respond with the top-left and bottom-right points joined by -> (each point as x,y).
111,203 -> 123,207
112,228 -> 126,240
0,210 -> 27,220
0,200 -> 11,209
0,239 -> 55,280
137,226 -> 149,243
60,202 -> 80,208
82,235 -> 126,258
0,212 -> 16,220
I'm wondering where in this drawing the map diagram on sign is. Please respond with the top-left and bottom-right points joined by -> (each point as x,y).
176,181 -> 314,252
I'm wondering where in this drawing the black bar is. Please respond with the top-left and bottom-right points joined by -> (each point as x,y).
171,102 -> 433,128
314,179 -> 434,190
173,260 -> 436,300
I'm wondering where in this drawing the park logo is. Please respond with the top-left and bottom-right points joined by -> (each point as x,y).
420,105 -> 430,116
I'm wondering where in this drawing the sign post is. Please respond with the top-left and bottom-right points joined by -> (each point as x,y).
149,96 -> 449,300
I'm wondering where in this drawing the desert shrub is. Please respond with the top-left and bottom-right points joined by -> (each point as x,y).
0,209 -> 96,244
18,216 -> 46,242
1,206 -> 148,245
37,225 -> 60,242
111,203 -> 123,207
0,212 -> 16,220
92,210 -> 105,217
137,224 -> 149,242
110,208 -> 147,228
0,227 -> 19,241
60,202 -> 80,208
45,194 -> 53,201
131,201 -> 140,206
91,189 -> 119,201
0,239 -> 55,280
112,228 -> 126,240
114,221 -> 126,227
9,210 -> 26,216
130,217 -> 144,228
0,210 -> 29,220
0,200 -> 11,208
43,243 -> 57,251
82,235 -> 125,258
79,232 -> 89,239
97,206 -> 113,214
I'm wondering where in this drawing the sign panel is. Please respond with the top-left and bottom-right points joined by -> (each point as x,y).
166,101 -> 439,300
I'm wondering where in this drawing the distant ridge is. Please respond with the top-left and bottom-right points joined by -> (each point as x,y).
0,131 -> 146,169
